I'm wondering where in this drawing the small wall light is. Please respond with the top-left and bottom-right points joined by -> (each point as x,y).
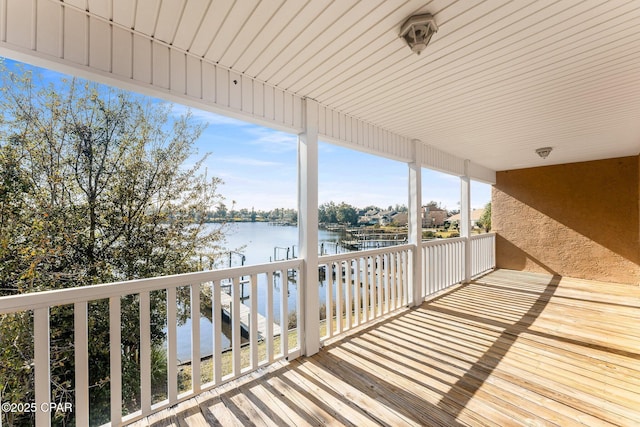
535,147 -> 553,159
400,14 -> 438,55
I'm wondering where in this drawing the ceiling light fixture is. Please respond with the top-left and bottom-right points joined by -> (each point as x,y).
535,147 -> 553,159
400,14 -> 438,55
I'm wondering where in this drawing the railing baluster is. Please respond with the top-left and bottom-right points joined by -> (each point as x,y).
34,307 -> 51,427
335,262 -> 343,335
232,278 -> 241,376
345,261 -> 352,330
376,254 -> 383,315
191,284 -> 201,393
362,257 -> 369,322
110,296 -> 122,425
445,243 -> 450,287
457,242 -> 461,283
140,291 -> 152,414
354,258 -> 361,327
430,246 -> 435,292
390,252 -> 396,311
433,246 -> 438,291
212,282 -> 222,384
167,287 -> 178,401
74,301 -> 89,426
369,257 -> 375,316
266,272 -> 274,363
416,247 -> 429,300
280,270 -> 288,358
401,250 -> 407,306
325,264 -> 333,339
250,274 -> 258,369
383,253 -> 389,314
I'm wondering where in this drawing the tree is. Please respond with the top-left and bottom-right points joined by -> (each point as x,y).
0,65 -> 225,425
336,202 -> 358,225
318,202 -> 338,224
477,202 -> 492,232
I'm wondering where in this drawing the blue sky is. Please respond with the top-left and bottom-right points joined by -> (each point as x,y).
182,105 -> 491,211
3,57 -> 491,211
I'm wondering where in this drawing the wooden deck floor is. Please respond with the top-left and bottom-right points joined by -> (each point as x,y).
132,269 -> 640,426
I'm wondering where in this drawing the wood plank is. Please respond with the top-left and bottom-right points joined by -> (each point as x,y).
299,356 -> 419,426
358,328 -> 612,427
194,388 -> 244,427
282,360 -> 381,426
126,270 -> 640,426
324,343 -> 517,427
234,371 -> 302,427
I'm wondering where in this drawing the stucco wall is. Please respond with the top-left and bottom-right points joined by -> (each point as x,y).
493,156 -> 640,285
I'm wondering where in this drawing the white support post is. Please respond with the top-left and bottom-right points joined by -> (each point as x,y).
408,140 -> 423,306
298,98 -> 320,356
461,160 -> 472,283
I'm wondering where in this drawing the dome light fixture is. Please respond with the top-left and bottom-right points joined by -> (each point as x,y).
399,14 -> 438,55
535,147 -> 553,159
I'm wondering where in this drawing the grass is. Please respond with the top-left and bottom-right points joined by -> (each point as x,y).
177,329 -> 299,392
175,313 -> 357,392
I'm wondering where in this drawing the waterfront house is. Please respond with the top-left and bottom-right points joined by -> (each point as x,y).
422,204 -> 449,228
0,1 -> 638,426
447,208 -> 486,230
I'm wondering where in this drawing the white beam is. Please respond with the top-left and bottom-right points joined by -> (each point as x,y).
408,140 -> 423,306
461,160 -> 472,283
298,98 -> 320,356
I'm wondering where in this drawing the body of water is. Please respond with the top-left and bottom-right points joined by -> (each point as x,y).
175,222 -> 347,362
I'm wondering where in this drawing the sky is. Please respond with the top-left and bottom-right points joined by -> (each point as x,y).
184,107 -> 491,211
2,57 -> 491,212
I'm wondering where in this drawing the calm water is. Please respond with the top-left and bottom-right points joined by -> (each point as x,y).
175,222 -> 347,361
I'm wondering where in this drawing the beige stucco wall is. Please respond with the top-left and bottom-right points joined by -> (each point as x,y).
493,156 -> 640,285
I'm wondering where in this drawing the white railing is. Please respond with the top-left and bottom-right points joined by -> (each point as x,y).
0,259 -> 301,426
422,237 -> 466,298
421,233 -> 496,299
470,233 -> 496,277
0,234 -> 495,426
318,244 -> 413,343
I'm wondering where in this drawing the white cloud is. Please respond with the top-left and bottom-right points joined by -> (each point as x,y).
247,128 -> 298,153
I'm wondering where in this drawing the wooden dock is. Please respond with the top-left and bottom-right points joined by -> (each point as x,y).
219,291 -> 281,339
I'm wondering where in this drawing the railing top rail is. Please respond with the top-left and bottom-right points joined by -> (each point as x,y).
0,258 -> 302,315
470,232 -> 496,240
422,236 -> 466,247
318,243 -> 415,263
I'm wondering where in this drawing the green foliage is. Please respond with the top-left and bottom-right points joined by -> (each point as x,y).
422,230 -> 436,239
0,66 -> 225,425
319,202 -> 359,225
477,202 -> 492,232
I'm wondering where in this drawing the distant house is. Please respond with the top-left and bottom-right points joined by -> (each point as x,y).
391,212 -> 408,226
377,210 -> 396,226
422,205 -> 448,227
357,209 -> 398,226
447,208 -> 485,229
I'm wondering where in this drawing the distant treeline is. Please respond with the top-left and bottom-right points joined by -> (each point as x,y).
206,202 -> 413,225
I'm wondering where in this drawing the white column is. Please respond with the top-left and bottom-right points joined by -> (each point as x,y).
461,159 -> 472,283
408,140 -> 423,306
298,98 -> 320,356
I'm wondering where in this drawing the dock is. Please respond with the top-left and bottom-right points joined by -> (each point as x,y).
219,290 -> 281,339
341,238 -> 407,250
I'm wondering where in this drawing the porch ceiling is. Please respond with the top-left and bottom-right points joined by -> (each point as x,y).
8,1 -> 640,171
